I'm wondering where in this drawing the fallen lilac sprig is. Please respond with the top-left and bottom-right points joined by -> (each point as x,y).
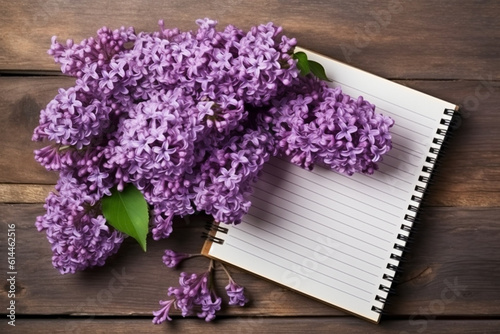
153,251 -> 248,323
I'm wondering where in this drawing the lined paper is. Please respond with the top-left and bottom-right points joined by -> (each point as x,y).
204,48 -> 457,323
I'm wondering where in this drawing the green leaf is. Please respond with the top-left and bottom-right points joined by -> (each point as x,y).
308,60 -> 332,82
293,51 -> 310,76
293,51 -> 332,82
101,184 -> 149,252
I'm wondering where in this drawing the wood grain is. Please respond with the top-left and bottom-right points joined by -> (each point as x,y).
1,204 -> 499,317
1,1 -> 500,80
0,184 -> 54,203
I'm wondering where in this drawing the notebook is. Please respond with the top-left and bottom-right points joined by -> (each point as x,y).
201,47 -> 458,323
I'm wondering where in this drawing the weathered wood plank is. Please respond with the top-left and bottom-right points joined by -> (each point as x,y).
1,77 -> 499,206
2,318 -> 500,334
1,1 -> 500,79
1,204 -> 499,317
0,184 -> 54,203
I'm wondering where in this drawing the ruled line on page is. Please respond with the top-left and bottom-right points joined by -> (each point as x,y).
393,141 -> 427,158
331,170 -> 409,204
385,153 -> 420,168
390,145 -> 422,160
375,106 -> 434,130
389,131 -> 428,149
261,158 -> 412,237
375,169 -> 413,185
380,160 -> 418,177
389,126 -> 431,142
396,123 -> 433,137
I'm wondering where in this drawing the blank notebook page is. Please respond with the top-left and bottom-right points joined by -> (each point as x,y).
203,48 -> 457,323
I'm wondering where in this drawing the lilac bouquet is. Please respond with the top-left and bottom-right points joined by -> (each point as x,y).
32,18 -> 394,322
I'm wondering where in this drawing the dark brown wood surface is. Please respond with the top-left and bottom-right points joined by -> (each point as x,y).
1,1 -> 499,333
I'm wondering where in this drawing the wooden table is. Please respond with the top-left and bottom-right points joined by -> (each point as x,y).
1,1 -> 499,333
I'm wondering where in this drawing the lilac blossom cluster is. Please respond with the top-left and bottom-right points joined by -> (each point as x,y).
32,18 -> 393,321
269,75 -> 394,174
35,170 -> 123,274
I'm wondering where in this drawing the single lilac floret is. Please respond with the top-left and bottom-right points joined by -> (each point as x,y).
162,249 -> 193,268
225,280 -> 249,306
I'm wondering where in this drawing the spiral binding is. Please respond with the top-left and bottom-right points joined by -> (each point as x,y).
201,221 -> 229,245
371,108 -> 458,316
